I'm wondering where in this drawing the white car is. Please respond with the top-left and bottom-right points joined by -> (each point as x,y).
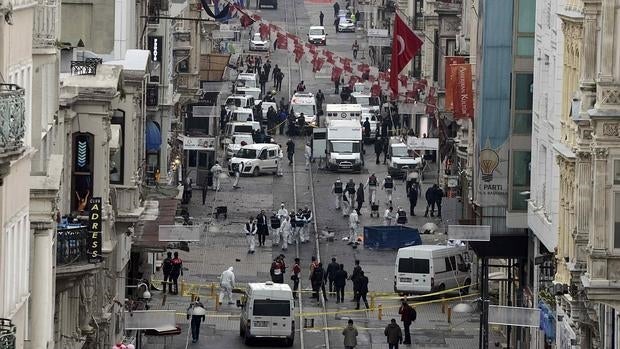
226,134 -> 254,159
229,143 -> 282,176
337,17 -> 355,32
308,26 -> 327,45
249,33 -> 269,51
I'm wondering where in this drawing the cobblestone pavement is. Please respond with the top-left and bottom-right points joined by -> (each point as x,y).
142,0 -> 505,348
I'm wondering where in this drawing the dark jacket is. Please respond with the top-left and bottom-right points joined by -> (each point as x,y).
162,257 -> 173,274
354,275 -> 369,294
434,187 -> 444,204
399,304 -> 416,323
384,323 -> 403,344
326,261 -> 339,281
356,187 -> 365,203
286,140 -> 295,154
311,267 -> 326,288
374,138 -> 383,154
408,187 -> 418,205
425,187 -> 436,204
350,265 -> 362,283
256,213 -> 268,235
334,269 -> 348,287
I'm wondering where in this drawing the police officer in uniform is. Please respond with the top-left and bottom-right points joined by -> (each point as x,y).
382,175 -> 394,205
332,178 -> 344,210
270,211 -> 281,245
396,207 -> 408,225
344,179 -> 356,216
366,173 -> 378,204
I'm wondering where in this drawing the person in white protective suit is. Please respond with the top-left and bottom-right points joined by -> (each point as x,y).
210,161 -> 223,191
348,209 -> 359,245
384,206 -> 395,226
274,203 -> 289,246
280,215 -> 291,251
219,266 -> 235,305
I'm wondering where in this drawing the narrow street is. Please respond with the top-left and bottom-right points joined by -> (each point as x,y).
145,1 -> 492,348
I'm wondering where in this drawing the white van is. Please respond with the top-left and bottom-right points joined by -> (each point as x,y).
350,92 -> 380,113
394,245 -> 472,295
221,122 -> 261,147
290,92 -> 318,126
229,143 -> 282,176
238,282 -> 294,346
230,108 -> 256,122
308,26 -> 327,45
225,94 -> 256,112
226,134 -> 254,159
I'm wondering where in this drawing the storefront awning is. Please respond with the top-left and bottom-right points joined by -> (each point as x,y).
133,198 -> 178,251
146,120 -> 162,152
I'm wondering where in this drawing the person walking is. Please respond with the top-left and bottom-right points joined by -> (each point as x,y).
278,108 -> 287,135
304,142 -> 312,170
407,185 -> 418,216
384,206 -> 395,226
384,319 -> 403,349
311,262 -> 328,302
170,252 -> 183,295
244,217 -> 257,254
352,40 -> 359,59
275,70 -> 284,91
349,260 -> 362,302
301,206 -> 313,243
286,139 -> 295,165
367,173 -> 378,204
334,75 -> 341,94
382,175 -> 394,205
342,319 -> 359,349
219,266 -> 235,305
354,271 -> 369,309
201,177 -> 208,205
270,255 -> 285,283
405,169 -> 420,194
398,299 -> 416,344
374,137 -> 383,164
275,203 -> 289,245
292,257 -> 301,299
424,185 -> 437,217
325,257 -> 339,296
332,178 -> 344,210
363,117 -> 371,139
334,264 -> 348,303
161,251 -> 173,294
319,10 -> 325,26
348,202 -> 359,242
256,210 -> 269,247
220,105 -> 227,131
280,215 -> 291,251
334,16 -> 340,33
333,1 -> 340,17
355,182 -> 365,215
272,64 -> 281,83
316,89 -> 325,114
259,70 -> 268,95
270,211 -> 281,244
435,184 -> 444,218
210,161 -> 223,191
263,59 -> 272,80
344,179 -> 356,216
186,298 -> 206,343
267,105 -> 277,131
232,162 -> 243,189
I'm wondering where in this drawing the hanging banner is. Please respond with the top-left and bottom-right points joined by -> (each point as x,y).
453,64 -> 474,119
445,56 -> 467,112
87,197 -> 103,263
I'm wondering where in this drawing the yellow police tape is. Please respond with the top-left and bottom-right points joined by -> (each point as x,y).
152,279 -> 477,300
175,293 -> 478,319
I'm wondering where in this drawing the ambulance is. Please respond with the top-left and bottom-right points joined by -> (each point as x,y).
290,92 -> 318,126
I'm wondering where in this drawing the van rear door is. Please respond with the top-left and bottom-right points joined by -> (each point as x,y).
252,299 -> 292,336
397,257 -> 431,292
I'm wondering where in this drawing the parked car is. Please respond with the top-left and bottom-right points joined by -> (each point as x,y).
249,33 -> 269,51
337,17 -> 355,32
229,143 -> 282,176
307,26 -> 327,45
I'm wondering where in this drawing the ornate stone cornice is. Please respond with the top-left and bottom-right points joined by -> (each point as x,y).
593,147 -> 609,159
576,150 -> 592,160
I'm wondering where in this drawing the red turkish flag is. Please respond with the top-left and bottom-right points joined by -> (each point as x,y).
348,76 -> 359,88
312,58 -> 324,72
251,14 -> 261,21
331,66 -> 343,82
327,56 -> 335,65
269,23 -> 279,32
390,14 -> 423,96
276,34 -> 287,49
399,75 -> 408,87
239,14 -> 254,28
294,46 -> 304,63
259,23 -> 270,40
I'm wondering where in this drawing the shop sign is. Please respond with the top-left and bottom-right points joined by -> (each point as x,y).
87,197 -> 102,263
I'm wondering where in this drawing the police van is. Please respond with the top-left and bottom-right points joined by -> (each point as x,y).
394,245 -> 472,295
324,103 -> 363,126
290,92 -> 318,127
238,282 -> 294,346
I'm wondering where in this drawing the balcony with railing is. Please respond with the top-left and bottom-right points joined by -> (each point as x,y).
0,84 -> 26,169
70,58 -> 103,76
33,0 -> 58,49
56,224 -> 99,276
0,318 -> 16,349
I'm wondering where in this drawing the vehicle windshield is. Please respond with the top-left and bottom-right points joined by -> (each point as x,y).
309,28 -> 324,36
236,148 -> 257,159
233,125 -> 253,134
252,300 -> 291,317
226,98 -> 242,107
392,147 -> 409,157
292,104 -> 316,116
330,141 -> 360,153
236,79 -> 256,89
398,258 -> 430,274
252,33 -> 263,41
232,112 -> 253,121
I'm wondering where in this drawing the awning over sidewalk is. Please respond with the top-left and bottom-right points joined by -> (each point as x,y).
133,198 -> 178,251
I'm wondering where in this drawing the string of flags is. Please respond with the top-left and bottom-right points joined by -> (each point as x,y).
202,0 -> 434,109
